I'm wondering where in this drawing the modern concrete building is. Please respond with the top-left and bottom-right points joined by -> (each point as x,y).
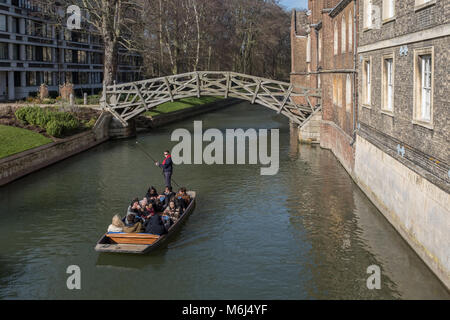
0,0 -> 142,101
291,0 -> 449,289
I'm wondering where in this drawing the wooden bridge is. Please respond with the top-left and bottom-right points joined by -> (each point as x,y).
101,71 -> 321,127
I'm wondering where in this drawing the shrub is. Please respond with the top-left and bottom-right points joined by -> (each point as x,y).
85,117 -> 96,128
15,107 -> 30,123
15,106 -> 80,138
45,120 -> 64,138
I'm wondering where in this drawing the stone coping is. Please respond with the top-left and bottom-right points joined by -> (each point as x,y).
0,130 -> 94,165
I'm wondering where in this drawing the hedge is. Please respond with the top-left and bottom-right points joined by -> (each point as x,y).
15,106 -> 80,138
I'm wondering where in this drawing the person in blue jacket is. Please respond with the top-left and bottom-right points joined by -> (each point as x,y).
155,150 -> 173,189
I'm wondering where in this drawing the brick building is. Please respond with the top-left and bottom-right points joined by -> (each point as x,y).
291,0 -> 449,288
355,0 -> 449,287
291,0 -> 358,173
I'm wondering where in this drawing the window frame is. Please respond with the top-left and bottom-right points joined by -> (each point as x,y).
413,47 -> 434,128
381,53 -> 395,114
364,0 -> 373,30
334,21 -> 338,56
362,57 -> 372,108
306,33 -> 311,63
0,14 -> 7,32
382,0 -> 396,23
346,74 -> 352,113
318,30 -> 322,62
348,11 -> 353,52
414,0 -> 436,12
341,15 -> 346,54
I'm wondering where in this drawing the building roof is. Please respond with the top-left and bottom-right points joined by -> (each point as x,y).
329,0 -> 353,17
293,9 -> 309,37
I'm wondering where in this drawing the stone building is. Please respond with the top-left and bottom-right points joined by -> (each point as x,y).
355,0 -> 449,287
0,0 -> 142,101
290,0 -> 359,173
291,0 -> 449,288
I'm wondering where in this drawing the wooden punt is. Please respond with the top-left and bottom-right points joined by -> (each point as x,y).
95,191 -> 196,254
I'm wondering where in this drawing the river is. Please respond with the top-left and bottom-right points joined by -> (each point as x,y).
0,101 -> 448,299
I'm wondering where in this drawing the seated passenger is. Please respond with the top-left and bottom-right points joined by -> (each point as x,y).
107,214 -> 125,233
123,213 -> 144,233
177,187 -> 191,206
145,186 -> 158,199
144,212 -> 167,236
160,186 -> 175,208
160,212 -> 171,230
127,198 -> 144,217
164,201 -> 180,224
142,203 -> 155,220
139,197 -> 148,209
174,196 -> 186,214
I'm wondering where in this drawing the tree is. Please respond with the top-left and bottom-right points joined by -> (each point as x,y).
35,0 -> 140,86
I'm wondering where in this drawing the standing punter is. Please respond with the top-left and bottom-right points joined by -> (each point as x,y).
155,150 -> 173,189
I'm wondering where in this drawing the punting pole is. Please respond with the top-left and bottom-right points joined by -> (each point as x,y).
135,141 -> 182,189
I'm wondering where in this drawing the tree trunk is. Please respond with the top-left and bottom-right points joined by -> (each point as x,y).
103,37 -> 118,86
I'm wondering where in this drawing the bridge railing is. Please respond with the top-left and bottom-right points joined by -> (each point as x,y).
102,71 -> 321,127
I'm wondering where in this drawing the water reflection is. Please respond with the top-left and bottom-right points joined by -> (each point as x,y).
0,102 -> 448,299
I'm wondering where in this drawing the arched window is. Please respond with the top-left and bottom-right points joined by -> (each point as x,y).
318,31 -> 322,62
334,21 -> 338,55
306,34 -> 311,62
346,74 -> 352,112
341,16 -> 346,53
348,12 -> 353,52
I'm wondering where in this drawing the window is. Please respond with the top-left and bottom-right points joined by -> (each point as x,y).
362,58 -> 371,106
346,75 -> 352,112
334,21 -> 338,55
333,76 -> 337,105
0,43 -> 8,60
341,16 -> 346,54
43,72 -> 53,86
26,71 -> 37,86
43,47 -> 52,62
306,34 -> 311,63
0,14 -> 6,32
415,0 -> 435,11
382,55 -> 394,112
333,75 -> 342,108
318,31 -> 322,62
348,12 -> 353,52
364,0 -> 373,29
12,44 -> 19,60
65,49 -> 73,63
414,48 -> 434,124
383,0 -> 395,21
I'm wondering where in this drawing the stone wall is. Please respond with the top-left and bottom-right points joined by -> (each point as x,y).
298,110 -> 321,144
354,134 -> 450,288
0,122 -> 110,187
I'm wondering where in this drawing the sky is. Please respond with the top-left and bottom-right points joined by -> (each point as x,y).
279,0 -> 308,10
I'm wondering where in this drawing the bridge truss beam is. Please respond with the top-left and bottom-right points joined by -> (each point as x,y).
101,71 -> 321,127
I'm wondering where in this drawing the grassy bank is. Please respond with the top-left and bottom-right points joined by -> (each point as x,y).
0,125 -> 52,159
143,96 -> 223,117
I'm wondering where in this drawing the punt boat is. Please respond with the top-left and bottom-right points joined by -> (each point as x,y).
95,191 -> 196,254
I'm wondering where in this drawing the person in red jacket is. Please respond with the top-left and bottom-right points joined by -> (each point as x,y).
155,150 -> 173,189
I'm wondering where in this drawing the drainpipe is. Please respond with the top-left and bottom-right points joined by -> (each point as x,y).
350,0 -> 357,146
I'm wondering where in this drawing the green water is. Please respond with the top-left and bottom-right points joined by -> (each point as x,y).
0,102 -> 448,299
